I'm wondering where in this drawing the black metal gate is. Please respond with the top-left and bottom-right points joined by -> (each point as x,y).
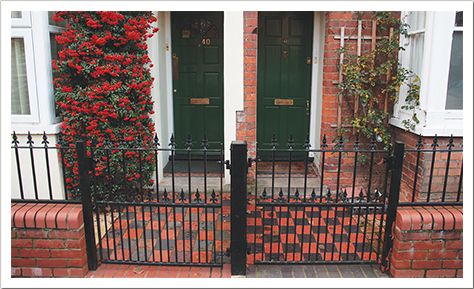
247,136 -> 399,265
85,135 -> 225,267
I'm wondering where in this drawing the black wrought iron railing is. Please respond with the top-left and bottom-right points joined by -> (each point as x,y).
398,134 -> 463,206
11,131 -> 80,204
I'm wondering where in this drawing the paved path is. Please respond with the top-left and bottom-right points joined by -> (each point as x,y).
247,264 -> 389,278
86,263 -> 388,278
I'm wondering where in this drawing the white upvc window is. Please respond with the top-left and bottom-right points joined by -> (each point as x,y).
391,11 -> 463,137
11,11 -> 62,133
11,22 -> 40,123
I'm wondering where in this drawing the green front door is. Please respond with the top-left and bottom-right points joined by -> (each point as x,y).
257,12 -> 313,155
171,12 -> 224,152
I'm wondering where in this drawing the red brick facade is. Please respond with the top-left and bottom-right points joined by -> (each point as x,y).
11,203 -> 88,277
390,206 -> 463,278
238,11 -> 258,164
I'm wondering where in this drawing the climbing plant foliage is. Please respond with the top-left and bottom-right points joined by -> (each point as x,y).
53,12 -> 159,201
338,12 -> 420,149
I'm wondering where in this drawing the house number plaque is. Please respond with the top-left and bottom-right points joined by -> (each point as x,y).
274,98 -> 294,106
190,98 -> 210,105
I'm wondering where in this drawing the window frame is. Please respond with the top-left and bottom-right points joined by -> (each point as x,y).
391,11 -> 463,137
11,28 -> 40,123
11,11 -> 32,27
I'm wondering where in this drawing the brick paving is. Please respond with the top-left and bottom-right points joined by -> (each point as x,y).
86,263 -> 388,278
86,263 -> 231,278
247,264 -> 389,278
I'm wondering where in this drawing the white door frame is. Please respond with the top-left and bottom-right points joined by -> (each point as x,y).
309,12 -> 325,163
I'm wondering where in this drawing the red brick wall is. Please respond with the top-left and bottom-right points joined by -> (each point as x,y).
239,11 -> 258,158
390,206 -> 463,278
11,203 -> 89,278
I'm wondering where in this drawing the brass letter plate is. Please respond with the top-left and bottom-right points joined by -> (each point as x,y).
274,98 -> 294,106
190,98 -> 210,105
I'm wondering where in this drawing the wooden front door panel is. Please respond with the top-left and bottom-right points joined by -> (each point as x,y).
171,12 -> 224,151
257,12 -> 313,153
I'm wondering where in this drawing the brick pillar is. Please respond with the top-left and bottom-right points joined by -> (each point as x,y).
390,207 -> 463,278
11,203 -> 89,277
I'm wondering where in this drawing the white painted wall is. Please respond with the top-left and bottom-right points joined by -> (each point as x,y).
223,11 -> 244,183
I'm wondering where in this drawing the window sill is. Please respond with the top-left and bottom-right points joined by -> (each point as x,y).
11,122 -> 62,135
390,112 -> 463,137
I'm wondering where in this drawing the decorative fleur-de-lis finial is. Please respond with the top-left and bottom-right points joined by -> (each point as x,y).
12,131 -> 19,147
304,134 -> 311,150
432,134 -> 439,149
163,188 -> 169,202
322,134 -> 328,149
194,189 -> 201,203
341,189 -> 348,203
185,135 -> 192,150
26,131 -> 34,147
336,135 -> 344,150
288,135 -> 295,150
447,134 -> 454,149
326,188 -> 332,203
278,188 -> 284,202
416,134 -> 423,150
374,188 -> 382,202
154,133 -> 160,148
271,134 -> 278,150
354,135 -> 360,151
169,133 -> 176,148
201,135 -> 209,150
179,189 -> 186,202
210,189 -> 217,203
41,131 -> 49,147
370,135 -> 377,150
310,189 -> 316,201
358,188 -> 364,203
261,188 -> 267,199
294,189 -> 300,200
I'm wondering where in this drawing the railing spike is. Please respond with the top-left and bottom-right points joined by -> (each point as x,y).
322,134 -> 328,148
304,134 -> 311,149
447,134 -> 454,149
416,133 -> 423,149
271,134 -> 278,150
26,131 -> 34,146
154,132 -> 160,147
41,131 -> 49,147
12,131 -> 19,146
432,134 -> 439,149
185,135 -> 192,150
169,133 -> 176,147
201,135 -> 209,150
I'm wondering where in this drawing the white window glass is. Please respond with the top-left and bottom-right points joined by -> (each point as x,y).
445,12 -> 463,110
11,11 -> 22,18
406,12 -> 426,76
11,38 -> 30,115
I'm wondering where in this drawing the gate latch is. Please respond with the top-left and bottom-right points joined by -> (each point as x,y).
219,160 -> 231,170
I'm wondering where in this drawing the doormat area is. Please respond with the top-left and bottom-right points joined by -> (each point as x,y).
256,161 -> 319,177
163,160 -> 223,177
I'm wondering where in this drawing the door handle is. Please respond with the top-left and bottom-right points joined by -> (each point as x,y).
172,53 -> 179,80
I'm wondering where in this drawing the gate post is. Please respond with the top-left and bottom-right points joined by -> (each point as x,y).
230,141 -> 248,276
76,140 -> 98,271
381,141 -> 405,269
